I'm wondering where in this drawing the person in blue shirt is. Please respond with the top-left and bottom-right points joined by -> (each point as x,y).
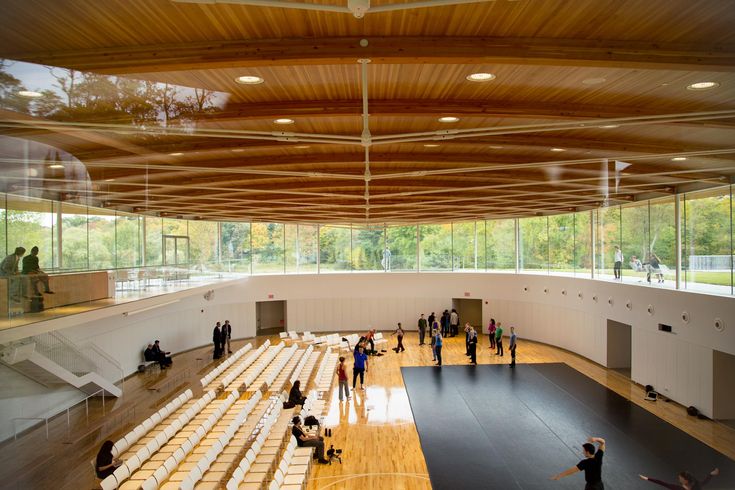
353,345 -> 368,390
434,329 -> 443,366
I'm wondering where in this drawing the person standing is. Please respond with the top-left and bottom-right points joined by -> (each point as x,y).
488,318 -> 497,350
495,322 -> 504,356
441,310 -> 450,337
428,312 -> 436,334
551,436 -> 606,489
222,320 -> 232,354
381,246 -> 392,272
212,322 -> 222,359
335,356 -> 350,401
0,247 -> 26,303
353,345 -> 368,390
434,328 -> 443,366
464,322 -> 472,356
509,326 -> 517,368
418,314 -> 427,345
639,467 -> 719,489
391,323 -> 405,353
614,245 -> 623,280
430,325 -> 438,361
468,327 -> 478,364
450,308 -> 459,337
22,246 -> 54,296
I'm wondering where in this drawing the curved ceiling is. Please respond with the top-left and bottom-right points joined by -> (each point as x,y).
1,0 -> 734,224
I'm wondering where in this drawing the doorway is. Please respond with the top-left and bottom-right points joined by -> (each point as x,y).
452,298 -> 483,329
606,319 -> 631,378
714,350 -> 735,426
256,300 -> 287,336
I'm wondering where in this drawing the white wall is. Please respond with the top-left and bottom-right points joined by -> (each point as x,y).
1,272 -> 734,441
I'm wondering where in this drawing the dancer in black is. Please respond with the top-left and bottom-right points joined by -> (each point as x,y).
551,437 -> 606,489
639,468 -> 719,489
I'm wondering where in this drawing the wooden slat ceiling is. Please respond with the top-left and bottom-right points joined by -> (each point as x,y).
1,0 -> 735,224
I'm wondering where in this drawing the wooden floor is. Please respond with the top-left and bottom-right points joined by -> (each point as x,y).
1,332 -> 733,490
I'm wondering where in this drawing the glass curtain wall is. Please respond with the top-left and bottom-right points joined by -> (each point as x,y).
319,225 -> 351,272
519,216 -> 548,274
452,221 -> 486,271
419,224 -> 452,270
251,222 -> 284,274
352,226 -> 384,271
573,211 -> 592,277
548,214 -> 574,274
485,218 -> 515,271
386,225 -> 417,271
220,222 -> 251,273
285,224 -> 318,273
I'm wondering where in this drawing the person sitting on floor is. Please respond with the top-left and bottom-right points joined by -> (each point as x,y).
288,380 -> 308,406
292,416 -> 329,464
144,343 -> 155,362
151,340 -> 172,368
95,440 -> 122,479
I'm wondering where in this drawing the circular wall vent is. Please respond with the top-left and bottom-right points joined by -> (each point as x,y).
681,311 -> 690,324
625,300 -> 632,310
714,318 -> 725,332
647,304 -> 655,316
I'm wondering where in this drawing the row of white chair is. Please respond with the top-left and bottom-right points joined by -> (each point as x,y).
287,345 -> 314,386
239,343 -> 287,392
139,390 -> 241,490
262,346 -> 302,391
113,389 -> 194,458
199,342 -> 255,389
212,341 -> 272,392
267,436 -> 311,490
314,352 -> 339,394
338,334 -> 360,351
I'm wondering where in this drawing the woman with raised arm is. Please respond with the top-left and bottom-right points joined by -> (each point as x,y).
639,468 -> 719,490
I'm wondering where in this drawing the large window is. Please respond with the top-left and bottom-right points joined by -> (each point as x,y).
519,216 -> 548,274
188,221 -> 218,270
595,205 -> 620,279
683,187 -> 732,294
386,225 -> 417,271
648,197 -> 676,287
319,225 -> 351,272
145,217 -> 163,267
485,219 -> 515,271
352,226 -> 384,271
621,201 -> 649,283
61,203 -> 89,270
5,195 -> 56,269
220,222 -> 251,273
419,224 -> 451,271
115,212 -> 141,269
252,222 -> 284,274
87,207 -> 115,270
548,214 -> 574,275
573,211 -> 592,277
285,224 -> 318,273
452,221 -> 485,271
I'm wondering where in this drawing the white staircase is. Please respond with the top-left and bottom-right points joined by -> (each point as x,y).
0,332 -> 123,397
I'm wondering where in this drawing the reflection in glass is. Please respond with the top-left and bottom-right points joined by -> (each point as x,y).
61,202 -> 88,270
88,207 -> 115,270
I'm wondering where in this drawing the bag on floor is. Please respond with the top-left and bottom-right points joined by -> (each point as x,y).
304,415 -> 319,427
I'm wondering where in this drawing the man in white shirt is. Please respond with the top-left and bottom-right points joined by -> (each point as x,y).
614,246 -> 623,280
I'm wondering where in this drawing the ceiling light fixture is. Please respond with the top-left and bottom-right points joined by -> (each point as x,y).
274,118 -> 295,124
169,152 -> 183,156
687,81 -> 720,91
49,164 -> 64,169
232,149 -> 244,152
18,90 -> 43,98
466,72 -> 496,82
235,75 -> 264,85
671,157 -> 688,161
438,116 -> 459,123
550,148 -> 566,152
423,144 -> 440,148
488,145 -> 504,149
600,125 -> 619,129
582,77 -> 607,85
293,145 -> 311,149
105,178 -> 115,182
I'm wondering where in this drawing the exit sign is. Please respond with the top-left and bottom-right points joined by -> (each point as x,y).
464,292 -> 471,297
268,294 -> 274,299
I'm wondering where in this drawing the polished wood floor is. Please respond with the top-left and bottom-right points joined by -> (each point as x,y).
1,332 -> 733,490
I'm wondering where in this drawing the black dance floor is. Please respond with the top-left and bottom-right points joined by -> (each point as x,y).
402,363 -> 735,489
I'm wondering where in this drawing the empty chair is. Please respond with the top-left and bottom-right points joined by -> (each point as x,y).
126,454 -> 142,473
112,464 -> 130,484
99,475 -> 118,490
152,465 -> 168,485
163,457 -> 178,474
141,476 -> 158,490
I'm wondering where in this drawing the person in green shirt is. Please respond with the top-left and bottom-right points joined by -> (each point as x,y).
495,322 -> 504,356
21,246 -> 53,296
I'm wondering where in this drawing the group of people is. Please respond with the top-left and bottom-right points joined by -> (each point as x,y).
551,436 -> 719,490
144,340 -> 173,369
0,246 -> 54,303
615,245 -> 666,284
211,320 -> 233,359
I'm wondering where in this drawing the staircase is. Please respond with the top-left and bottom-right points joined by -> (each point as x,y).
0,331 -> 123,397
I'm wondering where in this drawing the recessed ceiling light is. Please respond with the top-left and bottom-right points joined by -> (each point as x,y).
466,72 -> 496,82
581,77 -> 607,85
423,144 -> 440,148
293,145 -> 310,149
168,152 -> 183,156
105,178 -> 115,182
438,116 -> 459,123
232,149 -> 244,152
488,145 -> 504,149
671,157 -> 687,161
235,75 -> 264,85
49,164 -> 64,169
550,148 -> 566,152
600,125 -> 619,129
18,90 -> 43,98
687,81 -> 719,91
274,118 -> 295,124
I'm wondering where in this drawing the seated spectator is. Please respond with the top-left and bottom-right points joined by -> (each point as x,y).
144,344 -> 155,362
291,416 -> 328,464
288,380 -> 307,406
0,247 -> 26,303
95,440 -> 122,479
151,340 -> 172,368
21,246 -> 54,296
629,255 -> 643,272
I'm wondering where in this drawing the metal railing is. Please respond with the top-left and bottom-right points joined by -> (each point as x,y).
688,254 -> 735,271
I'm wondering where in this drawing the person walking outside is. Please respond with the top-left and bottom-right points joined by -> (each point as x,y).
551,436 -> 606,489
353,345 -> 368,390
468,327 -> 478,364
488,318 -> 497,350
391,322 -> 405,353
336,356 -> 350,401
509,326 -> 517,368
418,314 -> 427,345
495,322 -> 504,356
434,328 -> 443,366
639,467 -> 719,489
614,245 -> 623,280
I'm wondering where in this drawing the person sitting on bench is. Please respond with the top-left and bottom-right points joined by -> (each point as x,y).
151,340 -> 172,368
288,380 -> 307,406
292,416 -> 329,464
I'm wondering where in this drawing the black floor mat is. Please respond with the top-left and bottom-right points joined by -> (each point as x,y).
401,363 -> 735,490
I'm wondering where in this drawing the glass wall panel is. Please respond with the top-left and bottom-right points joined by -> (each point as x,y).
6,195 -> 56,270
548,214 -> 574,275
252,222 -> 284,274
163,218 -> 187,236
220,222 -> 251,273
621,201 -> 649,283
87,207 -> 115,270
519,216 -> 548,274
145,216 -> 163,266
285,224 -> 318,273
648,197 -> 676,287
115,212 -> 141,268
485,218 -> 515,271
319,225 -> 351,272
595,205 -> 620,279
452,221 -> 482,271
419,224 -> 451,271
386,225 -> 417,271
0,195 -> 6,258
352,226 -> 384,271
683,187 -> 732,294
61,203 -> 88,270
188,221 -> 218,270
573,211 -> 592,277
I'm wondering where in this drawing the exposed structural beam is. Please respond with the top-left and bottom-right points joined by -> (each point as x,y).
8,37 -> 735,74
